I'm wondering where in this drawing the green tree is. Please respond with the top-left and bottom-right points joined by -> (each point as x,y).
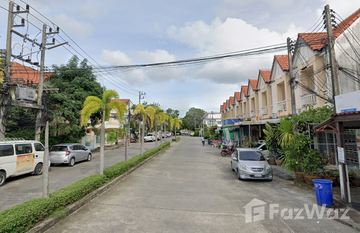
154,107 -> 163,146
81,89 -> 127,174
107,129 -> 121,145
170,117 -> 182,137
45,56 -> 103,144
181,107 -> 205,131
134,104 -> 155,155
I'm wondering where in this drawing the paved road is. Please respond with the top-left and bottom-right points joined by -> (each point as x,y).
0,138 -> 172,212
46,136 -> 355,233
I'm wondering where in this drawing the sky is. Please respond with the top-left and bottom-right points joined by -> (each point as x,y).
1,0 -> 360,118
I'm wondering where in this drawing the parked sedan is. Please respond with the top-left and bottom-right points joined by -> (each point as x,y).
144,134 -> 156,142
49,143 -> 92,167
231,148 -> 273,181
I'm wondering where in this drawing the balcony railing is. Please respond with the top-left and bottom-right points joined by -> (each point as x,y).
277,100 -> 287,112
261,106 -> 269,115
251,109 -> 260,118
301,93 -> 317,107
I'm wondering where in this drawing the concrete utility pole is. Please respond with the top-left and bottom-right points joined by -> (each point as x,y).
35,24 -> 47,141
138,92 -> 145,155
42,121 -> 49,198
125,100 -> 130,161
324,4 -> 350,204
0,2 -> 14,138
287,37 -> 297,117
324,4 -> 340,108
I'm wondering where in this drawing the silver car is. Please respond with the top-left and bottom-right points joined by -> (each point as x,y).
49,143 -> 92,166
231,148 -> 273,181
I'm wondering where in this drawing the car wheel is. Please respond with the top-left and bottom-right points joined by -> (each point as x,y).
0,171 -> 6,186
237,169 -> 242,180
231,162 -> 235,171
87,154 -> 92,161
34,163 -> 43,175
69,157 -> 75,167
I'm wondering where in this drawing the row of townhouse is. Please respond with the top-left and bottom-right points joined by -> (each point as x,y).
220,7 -> 360,168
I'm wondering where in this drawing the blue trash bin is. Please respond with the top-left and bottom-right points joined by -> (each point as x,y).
313,179 -> 333,207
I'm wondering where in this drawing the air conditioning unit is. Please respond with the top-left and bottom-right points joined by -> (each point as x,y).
15,86 -> 36,103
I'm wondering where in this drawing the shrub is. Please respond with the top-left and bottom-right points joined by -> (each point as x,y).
172,137 -> 180,142
0,142 -> 171,233
0,174 -> 106,233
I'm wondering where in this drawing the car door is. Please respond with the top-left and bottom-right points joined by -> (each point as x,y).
69,145 -> 79,161
79,145 -> 88,160
14,143 -> 34,175
258,144 -> 270,158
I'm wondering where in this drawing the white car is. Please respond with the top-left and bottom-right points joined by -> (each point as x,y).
255,143 -> 270,159
144,134 -> 156,142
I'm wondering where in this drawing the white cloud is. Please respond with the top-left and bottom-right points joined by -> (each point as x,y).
52,14 -> 94,39
78,3 -> 107,19
101,49 -> 134,66
167,17 -> 303,83
318,0 -> 360,18
129,49 -> 176,63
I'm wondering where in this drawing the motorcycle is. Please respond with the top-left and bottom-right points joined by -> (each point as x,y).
130,137 -> 138,143
221,145 -> 235,157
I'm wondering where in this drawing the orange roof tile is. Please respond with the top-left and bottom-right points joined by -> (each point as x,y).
234,92 -> 241,102
5,62 -> 53,85
241,86 -> 248,97
230,96 -> 235,105
249,79 -> 258,91
274,55 -> 289,71
333,8 -> 360,38
220,105 -> 223,112
223,102 -> 226,110
298,32 -> 327,51
226,99 -> 230,108
110,99 -> 130,105
259,70 -> 271,82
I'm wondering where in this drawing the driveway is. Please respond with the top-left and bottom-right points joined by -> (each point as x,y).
46,136 -> 355,232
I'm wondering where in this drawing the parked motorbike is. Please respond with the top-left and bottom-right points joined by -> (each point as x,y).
221,145 -> 235,157
130,137 -> 138,143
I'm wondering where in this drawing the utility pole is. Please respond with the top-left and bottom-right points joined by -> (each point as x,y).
125,100 -> 131,161
0,2 -> 14,138
324,4 -> 349,204
287,37 -> 297,117
138,91 -> 145,155
35,24 -> 47,141
42,121 -> 49,198
324,4 -> 340,109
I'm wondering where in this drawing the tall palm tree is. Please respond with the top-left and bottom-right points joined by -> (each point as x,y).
134,104 -> 156,155
161,113 -> 168,144
154,107 -> 163,147
171,117 -> 182,138
81,90 -> 126,175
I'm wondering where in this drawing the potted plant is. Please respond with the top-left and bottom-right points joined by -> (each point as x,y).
302,149 -> 325,185
323,170 -> 338,186
349,167 -> 360,187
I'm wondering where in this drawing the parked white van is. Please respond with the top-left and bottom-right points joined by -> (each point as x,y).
0,139 -> 46,186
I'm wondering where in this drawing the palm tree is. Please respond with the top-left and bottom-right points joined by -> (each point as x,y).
134,104 -> 156,155
171,117 -> 182,138
168,116 -> 174,138
154,107 -> 163,147
161,113 -> 169,144
81,90 -> 126,175
277,117 -> 296,148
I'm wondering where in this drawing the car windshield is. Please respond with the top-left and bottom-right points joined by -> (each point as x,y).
240,151 -> 265,161
51,146 -> 68,152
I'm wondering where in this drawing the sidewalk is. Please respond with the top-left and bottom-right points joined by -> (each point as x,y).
272,164 -> 360,231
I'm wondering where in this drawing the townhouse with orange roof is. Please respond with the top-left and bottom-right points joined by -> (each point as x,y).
220,7 -> 360,169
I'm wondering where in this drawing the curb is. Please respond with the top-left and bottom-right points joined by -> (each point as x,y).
27,144 -> 171,233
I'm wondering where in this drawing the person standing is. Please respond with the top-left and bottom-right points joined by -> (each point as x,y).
201,137 -> 205,146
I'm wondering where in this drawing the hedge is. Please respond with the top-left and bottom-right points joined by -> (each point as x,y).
0,174 -> 106,233
172,137 -> 180,142
0,142 -> 171,233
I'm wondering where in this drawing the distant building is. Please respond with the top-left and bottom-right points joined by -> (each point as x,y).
201,112 -> 221,128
